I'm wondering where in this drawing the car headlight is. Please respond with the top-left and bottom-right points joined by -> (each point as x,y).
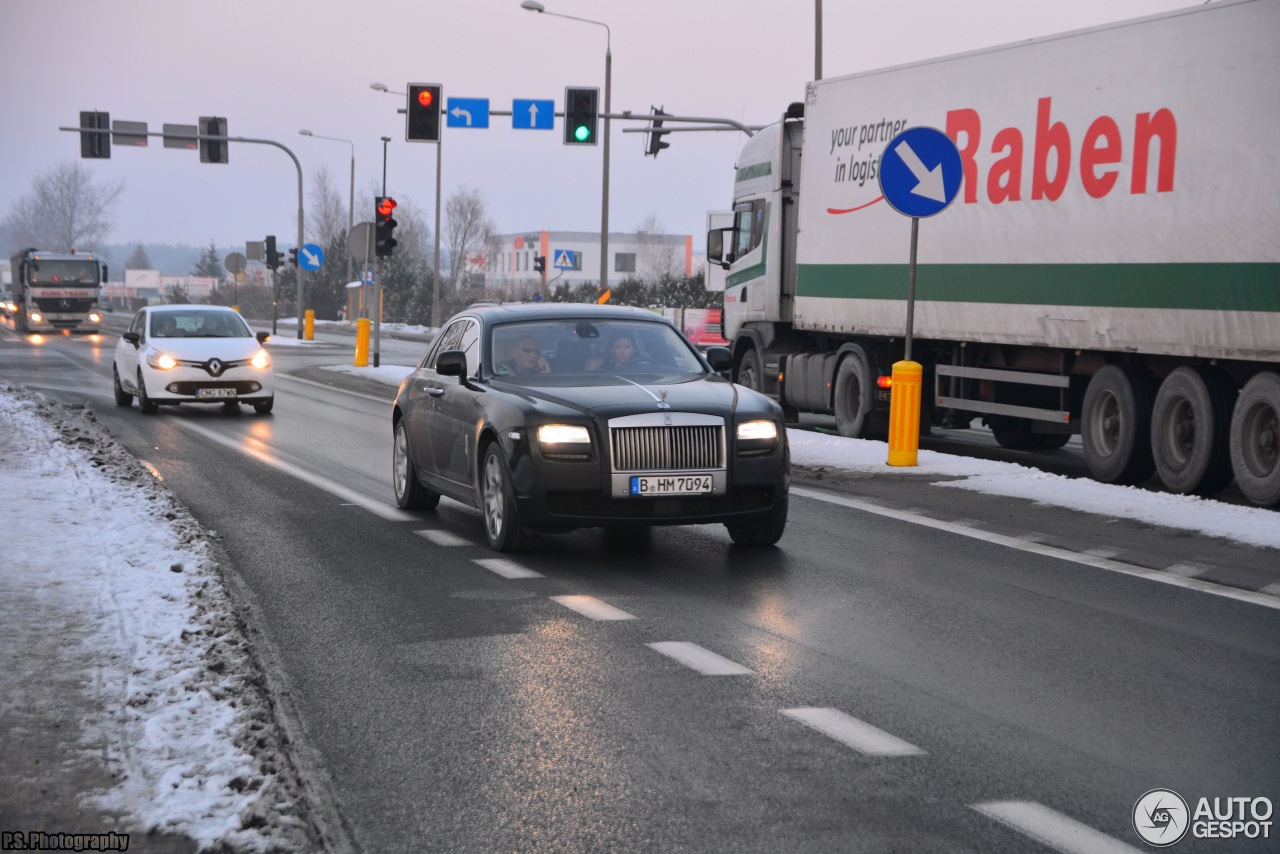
88,312 -> 101,322
146,349 -> 178,370
251,349 -> 271,370
29,312 -> 43,323
737,419 -> 779,454
538,424 -> 591,445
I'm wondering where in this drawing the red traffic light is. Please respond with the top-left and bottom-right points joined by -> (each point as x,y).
377,197 -> 398,218
416,90 -> 434,109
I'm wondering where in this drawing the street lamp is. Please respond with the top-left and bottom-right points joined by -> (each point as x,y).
521,0 -> 612,293
298,129 -> 355,291
372,80 -> 445,328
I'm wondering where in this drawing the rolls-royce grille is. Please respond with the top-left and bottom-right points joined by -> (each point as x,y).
611,425 -> 723,472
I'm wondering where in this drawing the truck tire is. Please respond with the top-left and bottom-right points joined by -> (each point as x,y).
1081,364 -> 1157,484
1229,372 -> 1280,507
833,346 -> 881,439
736,347 -> 763,392
1150,366 -> 1234,495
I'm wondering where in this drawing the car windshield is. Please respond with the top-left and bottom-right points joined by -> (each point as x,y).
28,259 -> 100,286
486,318 -> 706,380
150,310 -> 251,339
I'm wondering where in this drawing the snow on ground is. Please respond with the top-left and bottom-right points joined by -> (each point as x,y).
323,363 -> 1280,551
0,384 -> 317,852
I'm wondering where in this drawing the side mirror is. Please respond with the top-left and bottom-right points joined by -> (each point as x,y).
436,349 -> 466,377
705,346 -> 732,372
706,228 -> 725,264
256,331 -> 270,344
123,331 -> 140,345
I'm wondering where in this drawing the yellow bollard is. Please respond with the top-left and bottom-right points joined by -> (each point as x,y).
354,318 -> 370,367
887,360 -> 923,467
304,309 -> 315,341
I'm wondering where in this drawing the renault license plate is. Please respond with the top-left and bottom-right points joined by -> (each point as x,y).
629,474 -> 713,496
196,388 -> 236,399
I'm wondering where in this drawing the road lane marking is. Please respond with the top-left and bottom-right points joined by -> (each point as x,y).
273,372 -> 392,405
789,486 -> 1280,612
646,642 -> 753,675
472,558 -> 542,579
416,529 -> 472,547
171,419 -> 416,522
780,707 -> 927,756
971,801 -> 1142,854
550,595 -> 635,621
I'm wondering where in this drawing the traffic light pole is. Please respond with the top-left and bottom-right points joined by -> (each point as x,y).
58,124 -> 308,337
431,135 -> 443,329
600,43 -> 611,295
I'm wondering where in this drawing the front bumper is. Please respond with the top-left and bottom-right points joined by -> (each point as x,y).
142,365 -> 274,403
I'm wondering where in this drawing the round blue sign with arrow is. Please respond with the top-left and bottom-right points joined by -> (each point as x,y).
298,243 -> 325,271
878,127 -> 963,218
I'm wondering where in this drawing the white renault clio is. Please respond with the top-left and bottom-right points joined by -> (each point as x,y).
113,305 -> 275,414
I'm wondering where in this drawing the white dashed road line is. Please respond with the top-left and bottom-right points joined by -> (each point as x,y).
790,486 -> 1280,611
971,801 -> 1143,854
550,595 -> 636,621
416,529 -> 472,547
646,642 -> 753,675
472,558 -> 543,579
780,707 -> 927,756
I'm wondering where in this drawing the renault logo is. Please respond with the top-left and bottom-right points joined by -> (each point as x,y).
206,359 -> 224,377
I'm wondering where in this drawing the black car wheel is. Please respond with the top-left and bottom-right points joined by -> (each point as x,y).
253,398 -> 274,415
481,442 -> 534,552
112,366 -> 132,407
726,497 -> 788,547
393,421 -> 440,510
137,371 -> 158,415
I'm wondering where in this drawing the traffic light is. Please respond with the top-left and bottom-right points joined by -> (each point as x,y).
199,116 -> 228,164
534,255 -> 546,275
80,111 -> 110,159
406,83 -> 442,143
646,107 -> 671,157
288,247 -> 299,267
563,87 -> 599,146
265,235 -> 282,271
375,196 -> 398,257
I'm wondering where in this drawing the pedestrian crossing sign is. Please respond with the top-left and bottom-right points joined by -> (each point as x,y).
553,249 -> 576,269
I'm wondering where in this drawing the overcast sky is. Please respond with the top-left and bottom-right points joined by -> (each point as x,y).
1,0 -> 1195,249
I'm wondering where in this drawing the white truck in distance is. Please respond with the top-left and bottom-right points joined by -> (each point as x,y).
9,248 -> 107,334
707,0 -> 1280,506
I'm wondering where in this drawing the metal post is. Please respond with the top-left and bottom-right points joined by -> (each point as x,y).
431,135 -> 443,328
375,136 -> 390,367
600,43 -> 611,292
905,217 -> 918,362
815,0 -> 823,81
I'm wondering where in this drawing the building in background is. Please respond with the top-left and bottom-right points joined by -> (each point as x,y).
485,230 -> 696,298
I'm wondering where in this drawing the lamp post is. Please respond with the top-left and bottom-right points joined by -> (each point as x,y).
521,0 -> 612,293
297,129 -> 355,290
372,82 -> 445,328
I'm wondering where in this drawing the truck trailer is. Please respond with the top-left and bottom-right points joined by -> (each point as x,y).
708,0 -> 1280,506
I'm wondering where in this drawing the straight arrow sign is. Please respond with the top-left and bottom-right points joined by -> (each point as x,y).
513,99 -> 555,130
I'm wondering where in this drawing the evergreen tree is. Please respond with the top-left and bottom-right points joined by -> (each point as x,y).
124,244 -> 152,269
191,240 -> 223,278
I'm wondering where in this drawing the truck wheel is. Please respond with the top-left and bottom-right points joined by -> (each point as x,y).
1150,366 -> 1234,495
833,347 -> 881,439
1229,372 -> 1280,506
1081,365 -> 1156,484
736,347 -> 763,392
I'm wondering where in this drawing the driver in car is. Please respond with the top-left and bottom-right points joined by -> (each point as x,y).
494,335 -> 551,376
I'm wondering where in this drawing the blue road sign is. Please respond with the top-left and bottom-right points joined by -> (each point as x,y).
513,99 -> 555,130
298,243 -> 325,271
878,127 -> 963,218
447,98 -> 490,129
552,249 -> 576,269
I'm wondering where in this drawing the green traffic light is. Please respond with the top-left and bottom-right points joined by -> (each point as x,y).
574,124 -> 591,142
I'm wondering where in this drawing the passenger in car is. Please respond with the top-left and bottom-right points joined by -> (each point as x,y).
494,335 -> 552,376
588,332 -> 637,371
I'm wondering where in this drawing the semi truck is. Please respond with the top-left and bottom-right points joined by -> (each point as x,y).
707,0 -> 1280,506
9,248 -> 107,334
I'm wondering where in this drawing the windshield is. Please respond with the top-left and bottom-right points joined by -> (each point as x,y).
28,259 -> 99,286
486,318 -> 706,380
150,309 -> 251,339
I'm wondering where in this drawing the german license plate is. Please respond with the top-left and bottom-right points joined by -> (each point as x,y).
196,388 -> 236,399
629,474 -> 713,496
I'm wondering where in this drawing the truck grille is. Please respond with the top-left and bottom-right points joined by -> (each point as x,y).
610,425 -> 724,472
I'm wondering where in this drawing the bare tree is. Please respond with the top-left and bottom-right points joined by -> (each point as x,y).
1,160 -> 123,252
634,213 -> 682,285
307,165 -> 348,246
444,187 -> 495,296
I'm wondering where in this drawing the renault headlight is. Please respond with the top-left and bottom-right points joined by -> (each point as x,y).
251,349 -> 271,370
146,349 -> 178,370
